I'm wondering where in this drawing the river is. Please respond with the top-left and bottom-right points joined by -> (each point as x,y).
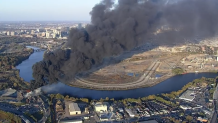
16,46 -> 218,99
16,46 -> 44,82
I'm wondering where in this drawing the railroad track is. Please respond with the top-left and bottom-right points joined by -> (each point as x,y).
74,61 -> 160,89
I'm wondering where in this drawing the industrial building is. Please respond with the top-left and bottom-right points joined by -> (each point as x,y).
0,88 -> 17,97
69,103 -> 81,115
94,102 -> 107,112
179,89 -> 195,102
125,108 -> 135,117
59,119 -> 82,123
139,120 -> 158,123
180,105 -> 192,110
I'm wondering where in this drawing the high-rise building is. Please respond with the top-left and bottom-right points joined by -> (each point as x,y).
11,31 -> 15,36
7,31 -> 10,35
46,32 -> 50,38
31,30 -> 35,35
78,23 -> 82,29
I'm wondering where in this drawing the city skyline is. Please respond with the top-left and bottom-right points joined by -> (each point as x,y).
0,0 -> 103,21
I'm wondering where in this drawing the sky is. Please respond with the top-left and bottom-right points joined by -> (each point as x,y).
0,0 -> 102,21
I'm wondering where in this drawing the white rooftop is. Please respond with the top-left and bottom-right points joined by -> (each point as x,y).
69,103 -> 80,112
139,120 -> 158,123
179,89 -> 195,101
0,88 -> 17,97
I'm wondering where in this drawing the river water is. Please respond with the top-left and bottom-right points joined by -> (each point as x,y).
16,46 -> 218,99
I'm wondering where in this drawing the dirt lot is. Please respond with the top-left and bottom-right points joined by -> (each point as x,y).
79,51 -> 187,84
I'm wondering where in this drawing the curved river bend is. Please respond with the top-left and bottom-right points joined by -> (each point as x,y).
16,46 -> 218,99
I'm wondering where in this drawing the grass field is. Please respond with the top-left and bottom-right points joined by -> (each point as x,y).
0,110 -> 22,123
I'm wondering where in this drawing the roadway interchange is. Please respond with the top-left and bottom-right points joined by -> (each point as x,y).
74,61 -> 164,90
210,83 -> 218,123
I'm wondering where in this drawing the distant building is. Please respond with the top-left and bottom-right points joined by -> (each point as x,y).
69,103 -> 81,115
59,119 -> 82,123
94,102 -> 107,112
78,23 -> 82,29
179,105 -> 192,110
139,120 -> 158,123
46,32 -> 50,38
6,31 -> 10,35
10,31 -> 15,36
179,89 -> 195,102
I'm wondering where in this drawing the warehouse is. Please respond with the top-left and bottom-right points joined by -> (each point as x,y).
179,89 -> 195,102
94,102 -> 107,113
69,103 -> 81,115
125,108 -> 135,117
0,88 -> 17,97
60,119 -> 82,123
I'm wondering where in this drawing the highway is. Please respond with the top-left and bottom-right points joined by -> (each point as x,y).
39,95 -> 51,123
74,61 -> 161,89
210,83 -> 218,123
0,103 -> 35,123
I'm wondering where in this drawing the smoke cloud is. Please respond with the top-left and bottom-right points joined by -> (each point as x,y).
31,0 -> 218,89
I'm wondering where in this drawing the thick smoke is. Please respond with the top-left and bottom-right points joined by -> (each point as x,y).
31,0 -> 218,89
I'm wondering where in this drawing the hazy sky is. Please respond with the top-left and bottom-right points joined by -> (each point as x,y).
0,0 -> 103,21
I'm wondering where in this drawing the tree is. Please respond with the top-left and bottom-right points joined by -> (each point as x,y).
50,94 -> 55,100
186,115 -> 193,122
13,83 -> 17,87
105,97 -> 109,101
172,67 -> 184,75
65,95 -> 69,99
110,98 -> 114,101
55,93 -> 64,99
80,98 -> 89,103
147,95 -> 155,100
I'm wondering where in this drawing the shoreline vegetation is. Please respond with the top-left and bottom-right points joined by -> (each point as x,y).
69,71 -> 217,91
0,47 -> 34,90
48,77 -> 217,106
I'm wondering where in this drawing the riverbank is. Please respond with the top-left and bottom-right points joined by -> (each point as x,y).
0,47 -> 34,90
16,46 -> 44,82
69,71 -> 216,91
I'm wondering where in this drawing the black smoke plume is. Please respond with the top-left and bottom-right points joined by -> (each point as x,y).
31,0 -> 218,89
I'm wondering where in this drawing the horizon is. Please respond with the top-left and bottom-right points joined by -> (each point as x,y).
0,0 -> 103,21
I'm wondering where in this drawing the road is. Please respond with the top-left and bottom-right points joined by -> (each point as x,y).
74,61 -> 161,89
39,95 -> 51,123
0,103 -> 35,123
210,83 -> 218,123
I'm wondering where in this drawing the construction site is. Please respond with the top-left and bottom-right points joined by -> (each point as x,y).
70,49 -> 188,90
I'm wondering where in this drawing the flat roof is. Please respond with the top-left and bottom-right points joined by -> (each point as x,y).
125,109 -> 134,116
69,103 -> 80,112
60,119 -> 82,123
179,89 -> 195,101
0,88 -> 17,97
139,120 -> 158,123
